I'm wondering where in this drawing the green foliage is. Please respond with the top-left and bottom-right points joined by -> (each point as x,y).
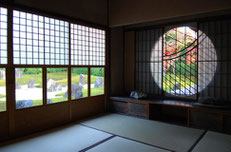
19,68 -> 68,74
71,75 -> 84,84
91,68 -> 104,77
20,68 -> 42,74
0,94 -> 6,98
14,71 -> 102,87
47,68 -> 66,73
47,71 -> 68,81
48,98 -> 67,103
52,88 -> 104,100
165,32 -> 176,42
30,99 -> 43,106
0,101 -> 6,112
0,88 -> 104,112
175,61 -> 197,77
55,92 -> 66,97
0,67 -> 105,111
18,68 -> 104,76
91,88 -> 104,96
0,79 -> 5,86
163,73 -> 197,92
71,68 -> 88,75
16,73 -> 42,86
91,75 -> 103,84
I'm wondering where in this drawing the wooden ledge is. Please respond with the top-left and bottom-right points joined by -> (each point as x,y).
110,96 -> 231,113
110,96 -> 193,108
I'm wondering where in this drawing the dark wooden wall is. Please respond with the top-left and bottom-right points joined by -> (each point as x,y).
0,112 -> 9,140
109,0 -> 231,27
124,32 -> 135,94
14,0 -> 108,26
0,96 -> 105,141
110,27 -> 124,95
110,29 -> 135,96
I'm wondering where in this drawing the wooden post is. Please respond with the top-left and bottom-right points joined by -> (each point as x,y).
7,6 -> 16,137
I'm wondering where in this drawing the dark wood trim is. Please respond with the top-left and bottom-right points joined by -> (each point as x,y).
220,113 -> 224,132
122,27 -> 125,92
105,28 -> 110,111
13,95 -> 106,113
196,22 -> 199,100
104,65 -> 107,110
88,67 -> 91,97
79,135 -> 116,152
68,67 -> 72,120
146,104 -> 150,119
78,122 -> 175,152
0,2 -> 108,30
68,22 -> 72,121
12,65 -> 106,68
110,97 -> 193,108
134,30 -> 136,90
6,6 -> 15,137
187,108 -> 190,127
0,2 -> 8,8
107,0 -> 109,27
14,100 -> 68,112
161,27 -> 164,96
124,10 -> 231,32
42,68 -> 46,105
223,111 -> 231,116
188,130 -> 207,152
188,107 -> 231,114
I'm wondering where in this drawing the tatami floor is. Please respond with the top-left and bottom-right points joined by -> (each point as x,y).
0,113 -> 231,152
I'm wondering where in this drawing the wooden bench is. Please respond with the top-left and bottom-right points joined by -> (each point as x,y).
109,96 -> 231,134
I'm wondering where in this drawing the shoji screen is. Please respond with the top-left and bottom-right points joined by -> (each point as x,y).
198,19 -> 231,101
135,29 -> 162,95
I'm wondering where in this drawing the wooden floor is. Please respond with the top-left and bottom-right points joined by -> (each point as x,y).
0,113 -> 231,152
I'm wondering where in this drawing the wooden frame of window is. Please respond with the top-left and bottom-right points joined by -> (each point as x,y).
0,4 -> 108,113
0,2 -> 108,141
0,6 -> 8,114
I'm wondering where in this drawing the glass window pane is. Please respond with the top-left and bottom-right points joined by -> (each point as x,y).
71,24 -> 105,66
47,68 -> 68,104
163,26 -> 197,97
90,67 -> 104,96
71,68 -> 88,100
13,10 -> 69,65
15,68 -> 43,109
0,7 -> 7,64
0,68 -> 6,112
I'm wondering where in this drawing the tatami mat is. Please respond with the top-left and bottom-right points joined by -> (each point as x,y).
192,131 -> 231,152
79,113 -> 204,152
87,136 -> 170,152
0,123 -> 112,152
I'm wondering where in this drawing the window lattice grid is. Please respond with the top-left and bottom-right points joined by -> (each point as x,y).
163,26 -> 197,97
13,10 -> 69,65
71,24 -> 105,66
135,29 -> 162,95
198,20 -> 231,101
89,28 -> 105,66
136,20 -> 231,100
0,7 -> 7,64
71,24 -> 89,65
44,17 -> 69,65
